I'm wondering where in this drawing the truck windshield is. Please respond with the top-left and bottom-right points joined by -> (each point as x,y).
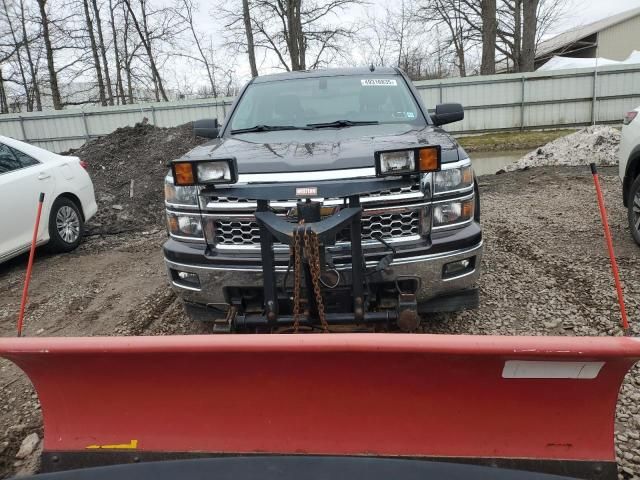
229,75 -> 426,133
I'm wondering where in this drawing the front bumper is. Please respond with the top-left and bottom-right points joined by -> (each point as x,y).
164,223 -> 483,312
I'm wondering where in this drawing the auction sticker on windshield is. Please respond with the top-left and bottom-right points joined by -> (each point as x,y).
361,79 -> 397,86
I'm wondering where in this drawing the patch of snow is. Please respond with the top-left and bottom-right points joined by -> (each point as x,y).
507,126 -> 620,171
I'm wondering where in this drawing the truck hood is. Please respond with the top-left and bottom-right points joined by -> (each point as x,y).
181,124 -> 463,174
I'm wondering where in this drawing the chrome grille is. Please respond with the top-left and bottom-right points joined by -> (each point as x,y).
209,183 -> 421,204
213,210 -> 421,246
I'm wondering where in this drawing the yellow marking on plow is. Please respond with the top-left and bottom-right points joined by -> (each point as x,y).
86,439 -> 138,450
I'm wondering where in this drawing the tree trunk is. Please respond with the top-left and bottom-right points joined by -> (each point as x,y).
36,0 -> 62,109
512,0 -> 522,72
242,0 -> 258,77
92,0 -> 115,105
480,0 -> 496,75
1,0 -> 31,110
285,0 -> 304,70
19,0 -> 41,110
124,0 -> 168,101
83,0 -> 107,105
0,66 -> 8,114
456,42 -> 466,77
121,2 -> 134,103
521,0 -> 539,72
109,0 -> 126,104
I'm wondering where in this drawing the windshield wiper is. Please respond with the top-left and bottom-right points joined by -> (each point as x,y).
306,120 -> 379,129
230,124 -> 311,134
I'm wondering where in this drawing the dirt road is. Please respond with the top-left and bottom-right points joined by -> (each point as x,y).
1,166 -> 639,479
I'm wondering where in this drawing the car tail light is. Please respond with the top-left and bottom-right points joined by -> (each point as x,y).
79,160 -> 88,169
623,111 -> 637,125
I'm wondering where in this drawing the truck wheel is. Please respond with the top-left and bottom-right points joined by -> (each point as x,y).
46,197 -> 84,253
629,175 -> 640,246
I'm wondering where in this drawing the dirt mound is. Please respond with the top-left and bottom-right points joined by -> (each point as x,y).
507,125 -> 620,171
67,122 -> 207,234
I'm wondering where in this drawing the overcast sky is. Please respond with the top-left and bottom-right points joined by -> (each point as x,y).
555,0 -> 640,31
186,0 -> 640,87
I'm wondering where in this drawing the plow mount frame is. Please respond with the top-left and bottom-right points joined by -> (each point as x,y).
207,177 -> 418,330
1,334 -> 640,479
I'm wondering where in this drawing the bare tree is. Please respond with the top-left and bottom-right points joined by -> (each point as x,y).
222,0 -> 362,72
242,0 -> 258,77
82,0 -> 107,104
419,0 -> 474,77
174,0 -> 219,95
0,66 -> 8,113
92,0 -> 115,104
123,0 -> 168,101
361,0 -> 445,80
108,0 -> 126,104
120,1 -> 135,102
36,0 -> 62,109
496,0 -> 566,72
423,0 -> 568,74
1,0 -> 31,109
18,0 -> 42,110
480,0 -> 496,74
520,0 -> 539,71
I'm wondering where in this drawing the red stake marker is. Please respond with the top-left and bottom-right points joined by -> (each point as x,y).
590,164 -> 629,332
17,192 -> 45,337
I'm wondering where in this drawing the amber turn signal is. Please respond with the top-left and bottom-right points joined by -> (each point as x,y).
462,198 -> 474,218
418,147 -> 439,172
173,162 -> 195,186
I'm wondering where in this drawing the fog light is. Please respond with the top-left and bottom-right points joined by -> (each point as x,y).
443,258 -> 474,279
172,269 -> 201,289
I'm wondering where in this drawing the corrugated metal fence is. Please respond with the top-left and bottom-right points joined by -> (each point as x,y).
415,63 -> 640,133
0,97 -> 234,152
1,64 -> 639,152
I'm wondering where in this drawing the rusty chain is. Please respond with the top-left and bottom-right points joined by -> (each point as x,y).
289,224 -> 328,333
291,227 -> 303,332
304,227 -> 329,332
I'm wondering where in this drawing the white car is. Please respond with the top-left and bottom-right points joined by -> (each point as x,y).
619,107 -> 640,246
0,135 -> 98,263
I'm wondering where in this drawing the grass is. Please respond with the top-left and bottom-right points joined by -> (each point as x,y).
456,129 -> 577,152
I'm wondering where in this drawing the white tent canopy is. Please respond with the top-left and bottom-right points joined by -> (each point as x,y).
537,50 -> 640,71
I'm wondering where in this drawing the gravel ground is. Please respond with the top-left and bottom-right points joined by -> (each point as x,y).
1,165 -> 639,478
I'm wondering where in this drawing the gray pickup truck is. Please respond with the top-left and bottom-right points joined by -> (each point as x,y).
163,67 -> 482,332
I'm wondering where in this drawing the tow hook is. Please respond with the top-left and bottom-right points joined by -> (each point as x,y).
397,293 -> 419,332
396,276 -> 420,332
214,304 -> 238,333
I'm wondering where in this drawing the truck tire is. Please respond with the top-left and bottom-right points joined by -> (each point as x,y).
46,196 -> 84,253
628,174 -> 640,246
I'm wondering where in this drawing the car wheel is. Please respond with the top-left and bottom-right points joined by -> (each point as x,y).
46,197 -> 84,253
628,175 -> 640,246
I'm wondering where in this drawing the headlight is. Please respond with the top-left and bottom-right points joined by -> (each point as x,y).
433,197 -> 474,228
197,161 -> 232,182
379,150 -> 415,174
375,147 -> 440,176
172,158 -> 237,186
434,164 -> 473,195
164,174 -> 199,205
166,211 -> 203,239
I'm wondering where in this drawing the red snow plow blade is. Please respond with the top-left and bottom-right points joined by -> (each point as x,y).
1,334 -> 639,479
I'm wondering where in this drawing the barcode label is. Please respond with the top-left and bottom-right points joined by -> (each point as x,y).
361,79 -> 397,86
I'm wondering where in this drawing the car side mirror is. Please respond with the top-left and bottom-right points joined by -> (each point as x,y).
430,103 -> 464,126
193,118 -> 219,138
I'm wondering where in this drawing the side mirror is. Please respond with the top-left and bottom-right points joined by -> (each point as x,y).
430,103 -> 464,126
193,118 -> 219,138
